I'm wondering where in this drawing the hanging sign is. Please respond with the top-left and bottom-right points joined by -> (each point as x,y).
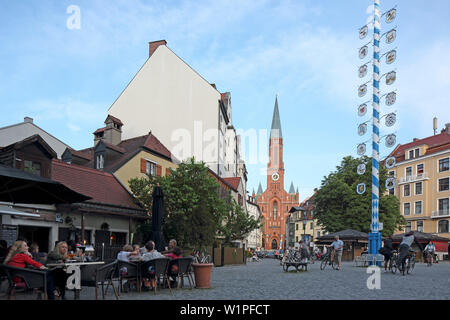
359,64 -> 368,78
386,50 -> 396,64
358,103 -> 367,116
357,143 -> 366,155
385,177 -> 396,190
385,156 -> 396,169
357,183 -> 366,195
360,25 -> 369,39
357,163 -> 366,175
358,123 -> 367,136
386,134 -> 396,148
386,29 -> 396,44
386,71 -> 396,85
386,8 -> 396,23
358,84 -> 368,97
386,91 -> 396,106
359,46 -> 368,59
385,113 -> 396,127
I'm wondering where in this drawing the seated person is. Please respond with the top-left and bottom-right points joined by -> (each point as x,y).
161,239 -> 177,254
46,241 -> 70,299
30,243 -> 47,264
165,246 -> 183,287
117,245 -> 139,292
141,241 -> 163,290
4,240 -> 55,300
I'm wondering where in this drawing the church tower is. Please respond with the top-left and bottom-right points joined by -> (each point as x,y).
256,96 -> 299,250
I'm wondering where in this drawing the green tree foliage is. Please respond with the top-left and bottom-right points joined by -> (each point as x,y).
129,157 -> 260,250
314,156 -> 405,236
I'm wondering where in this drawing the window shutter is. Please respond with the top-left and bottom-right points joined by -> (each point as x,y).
166,168 -> 171,176
156,164 -> 162,176
140,158 -> 146,173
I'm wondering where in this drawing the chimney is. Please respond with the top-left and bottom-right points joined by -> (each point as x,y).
413,138 -> 419,142
445,123 -> 450,134
103,115 -> 123,145
24,117 -> 33,123
149,40 -> 167,58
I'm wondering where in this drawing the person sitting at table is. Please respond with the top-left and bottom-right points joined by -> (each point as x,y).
141,241 -> 164,290
165,246 -> 183,287
46,241 -> 70,299
30,243 -> 47,264
4,240 -> 56,300
161,239 -> 177,254
129,244 -> 142,262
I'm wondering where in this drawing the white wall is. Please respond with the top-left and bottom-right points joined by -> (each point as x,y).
108,45 -> 222,171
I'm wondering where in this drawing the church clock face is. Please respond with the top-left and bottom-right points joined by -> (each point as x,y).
271,173 -> 280,181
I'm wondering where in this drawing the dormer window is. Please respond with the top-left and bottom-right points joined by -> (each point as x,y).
415,148 -> 419,158
409,150 -> 414,159
96,154 -> 104,169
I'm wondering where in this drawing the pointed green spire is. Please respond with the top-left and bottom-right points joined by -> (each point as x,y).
270,95 -> 282,139
289,181 -> 295,194
257,182 -> 263,194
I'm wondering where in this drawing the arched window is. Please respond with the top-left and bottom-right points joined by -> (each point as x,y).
273,202 -> 278,220
438,220 -> 449,233
271,239 -> 277,250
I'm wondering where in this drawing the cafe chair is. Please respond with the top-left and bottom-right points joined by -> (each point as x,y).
117,260 -> 140,293
80,261 -> 119,300
169,257 -> 194,289
141,258 -> 171,295
1,264 -> 48,300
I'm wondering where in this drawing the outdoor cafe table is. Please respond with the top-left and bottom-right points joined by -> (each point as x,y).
47,261 -> 105,299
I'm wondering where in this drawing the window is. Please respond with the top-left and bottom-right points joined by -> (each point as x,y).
389,171 -> 395,176
96,154 -> 104,169
438,199 -> 449,215
317,231 -> 321,238
310,210 -> 314,217
24,160 -> 41,176
403,203 -> 411,216
310,222 -> 314,229
409,150 -> 414,159
146,161 -> 157,176
415,201 -> 422,215
417,221 -> 424,232
415,182 -> 422,195
295,236 -> 298,242
417,164 -> 424,175
415,148 -> 420,158
296,224 -> 298,231
273,202 -> 278,220
438,220 -> 449,233
406,167 -> 412,177
439,158 -> 449,172
404,184 -> 410,197
438,178 -> 449,192
405,221 -> 411,232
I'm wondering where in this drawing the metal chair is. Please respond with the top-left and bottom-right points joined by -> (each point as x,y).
117,260 -> 140,293
169,257 -> 194,289
1,264 -> 48,300
141,258 -> 171,295
80,261 -> 119,300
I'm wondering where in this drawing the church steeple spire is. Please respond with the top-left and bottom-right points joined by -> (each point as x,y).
270,95 -> 282,139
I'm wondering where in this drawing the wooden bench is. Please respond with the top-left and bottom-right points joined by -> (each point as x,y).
282,260 -> 308,272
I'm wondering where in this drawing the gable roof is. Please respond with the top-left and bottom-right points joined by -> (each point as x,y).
51,159 -> 143,210
222,177 -> 241,191
390,131 -> 450,162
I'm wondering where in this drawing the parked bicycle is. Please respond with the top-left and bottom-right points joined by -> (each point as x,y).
320,248 -> 338,270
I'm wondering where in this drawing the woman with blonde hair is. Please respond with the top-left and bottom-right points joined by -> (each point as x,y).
5,240 -> 55,300
46,241 -> 69,299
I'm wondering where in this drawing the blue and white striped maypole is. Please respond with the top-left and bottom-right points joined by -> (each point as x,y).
369,0 -> 382,262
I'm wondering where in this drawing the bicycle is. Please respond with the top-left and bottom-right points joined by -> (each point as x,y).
398,250 -> 416,275
424,250 -> 433,267
320,249 -> 338,270
390,250 -> 398,274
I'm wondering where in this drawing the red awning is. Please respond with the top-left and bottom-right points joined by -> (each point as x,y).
434,241 -> 449,252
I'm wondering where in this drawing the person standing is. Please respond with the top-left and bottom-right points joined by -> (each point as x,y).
330,236 -> 344,270
381,236 -> 393,272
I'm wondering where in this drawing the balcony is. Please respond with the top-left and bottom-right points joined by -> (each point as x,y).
431,210 -> 450,218
398,172 -> 429,185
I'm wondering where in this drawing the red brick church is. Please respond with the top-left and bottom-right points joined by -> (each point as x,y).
254,97 -> 299,250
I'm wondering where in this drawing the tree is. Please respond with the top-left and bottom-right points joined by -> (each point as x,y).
129,157 -> 260,250
314,156 -> 405,236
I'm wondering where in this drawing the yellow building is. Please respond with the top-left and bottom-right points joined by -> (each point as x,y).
388,124 -> 450,241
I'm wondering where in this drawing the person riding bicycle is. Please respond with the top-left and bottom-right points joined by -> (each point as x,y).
424,241 -> 436,263
397,231 -> 416,272
330,236 -> 344,270
380,236 -> 393,272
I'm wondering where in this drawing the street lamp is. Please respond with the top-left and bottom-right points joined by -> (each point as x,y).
302,213 -> 307,243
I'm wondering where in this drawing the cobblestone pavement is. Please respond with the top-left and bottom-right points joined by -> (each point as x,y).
2,259 -> 449,300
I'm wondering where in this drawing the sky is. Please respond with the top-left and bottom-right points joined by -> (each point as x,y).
1,0 -> 450,202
